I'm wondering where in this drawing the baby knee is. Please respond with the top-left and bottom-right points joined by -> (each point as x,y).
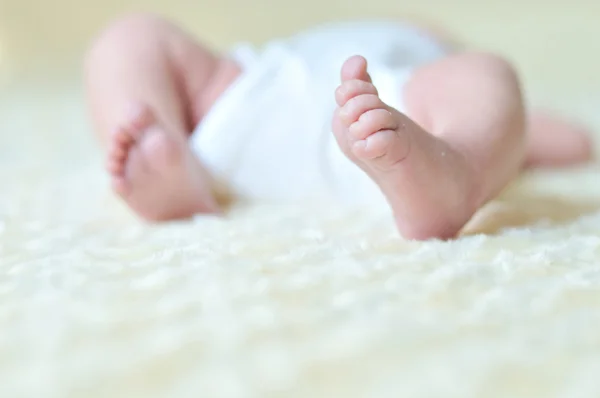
467,52 -> 525,119
100,12 -> 165,37
85,13 -> 165,63
459,52 -> 520,87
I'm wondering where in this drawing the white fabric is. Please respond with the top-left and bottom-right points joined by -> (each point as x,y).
190,21 -> 448,204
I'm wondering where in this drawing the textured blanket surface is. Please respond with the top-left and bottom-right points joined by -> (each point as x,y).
1,1 -> 600,397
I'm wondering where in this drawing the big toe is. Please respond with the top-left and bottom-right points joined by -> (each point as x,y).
139,126 -> 185,172
341,55 -> 371,82
124,103 -> 155,137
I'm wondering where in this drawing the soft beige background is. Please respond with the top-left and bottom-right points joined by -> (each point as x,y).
1,1 -> 600,397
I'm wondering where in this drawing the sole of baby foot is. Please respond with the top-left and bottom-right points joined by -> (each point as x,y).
333,56 -> 480,240
106,104 -> 220,221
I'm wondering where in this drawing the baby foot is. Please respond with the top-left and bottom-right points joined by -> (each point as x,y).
332,56 -> 479,240
106,105 -> 219,221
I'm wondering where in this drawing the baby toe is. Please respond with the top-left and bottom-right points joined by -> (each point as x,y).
338,94 -> 386,125
112,126 -> 135,147
335,79 -> 378,106
124,102 -> 152,125
108,140 -> 127,160
341,55 -> 371,82
349,108 -> 398,140
353,129 -> 411,169
129,109 -> 154,135
106,156 -> 124,176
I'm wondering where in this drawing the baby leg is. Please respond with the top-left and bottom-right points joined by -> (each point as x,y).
333,53 -> 528,240
400,20 -> 593,169
85,14 -> 225,221
525,111 -> 593,168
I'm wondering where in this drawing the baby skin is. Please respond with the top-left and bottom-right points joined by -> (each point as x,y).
86,14 -> 593,240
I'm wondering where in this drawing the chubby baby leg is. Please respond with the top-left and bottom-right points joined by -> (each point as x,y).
333,53 -> 528,240
524,111 -> 593,168
85,14 -> 235,220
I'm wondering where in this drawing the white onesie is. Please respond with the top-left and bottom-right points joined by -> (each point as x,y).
190,20 -> 449,205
